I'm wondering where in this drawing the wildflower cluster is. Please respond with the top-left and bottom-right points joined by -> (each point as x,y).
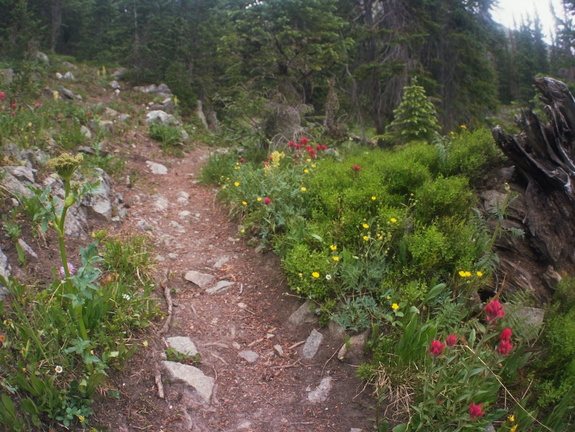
419,298 -> 517,425
288,136 -> 328,160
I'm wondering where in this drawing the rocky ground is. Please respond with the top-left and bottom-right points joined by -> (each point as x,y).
90,140 -> 376,431
0,72 -> 377,431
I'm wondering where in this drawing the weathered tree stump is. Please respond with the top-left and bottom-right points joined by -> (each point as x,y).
492,77 -> 575,274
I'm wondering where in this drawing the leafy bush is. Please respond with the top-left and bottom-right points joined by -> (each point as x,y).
0,156 -> 158,429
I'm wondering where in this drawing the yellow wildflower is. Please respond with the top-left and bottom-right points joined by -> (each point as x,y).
311,271 -> 320,278
476,271 -> 484,277
301,187 -> 307,192
332,256 -> 340,262
330,245 -> 337,251
257,197 -> 262,201
390,218 -> 398,223
242,201 -> 247,206
304,169 -> 309,173
391,303 -> 400,310
363,235 -> 369,241
371,196 -> 377,200
234,182 -> 240,187
362,223 -> 369,229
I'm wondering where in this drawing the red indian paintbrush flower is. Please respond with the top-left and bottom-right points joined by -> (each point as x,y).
497,339 -> 513,355
446,334 -> 457,347
0,91 -> 5,101
351,164 -> 362,172
427,339 -> 445,357
300,137 -> 308,145
484,299 -> 505,323
500,327 -> 512,341
263,197 -> 272,205
469,402 -> 485,419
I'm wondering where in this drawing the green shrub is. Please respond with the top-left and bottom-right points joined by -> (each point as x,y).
414,176 -> 473,224
148,123 -> 185,156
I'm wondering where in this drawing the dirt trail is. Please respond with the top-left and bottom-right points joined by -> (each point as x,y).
91,134 -> 376,431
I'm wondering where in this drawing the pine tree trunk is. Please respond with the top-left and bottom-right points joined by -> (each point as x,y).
492,77 -> 575,273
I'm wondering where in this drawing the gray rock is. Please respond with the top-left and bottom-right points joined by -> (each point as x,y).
112,68 -> 126,79
162,361 -> 214,404
110,80 -> 121,90
5,166 -> 35,183
184,271 -> 216,289
104,107 -> 119,118
169,221 -> 186,232
146,161 -> 168,175
485,424 -> 495,432
274,344 -> 284,357
178,210 -> 192,219
80,125 -> 92,139
145,110 -> 176,125
166,336 -> 199,357
213,257 -> 230,269
0,246 -> 11,297
177,191 -> 189,204
1,170 -> 34,198
337,330 -> 369,365
288,301 -> 318,326
350,429 -> 364,432
508,306 -> 545,341
157,83 -> 172,95
35,51 -> 50,64
17,239 -> 38,259
152,194 -> 169,211
135,84 -> 157,93
302,329 -> 323,359
57,85 -> 75,100
307,376 -> 332,403
238,350 -> 259,363
61,61 -> 77,70
97,120 -> 114,132
63,71 -> 75,80
206,280 -> 235,294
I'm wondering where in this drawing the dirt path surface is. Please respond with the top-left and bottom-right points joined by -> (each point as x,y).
91,134 -> 376,431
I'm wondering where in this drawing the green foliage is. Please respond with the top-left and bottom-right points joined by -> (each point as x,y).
534,277 -> 575,409
385,78 -> 441,144
148,123 -> 186,156
0,157 -> 158,429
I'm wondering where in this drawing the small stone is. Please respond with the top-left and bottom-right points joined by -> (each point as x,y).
153,195 -> 169,211
238,350 -> 259,363
166,336 -> 199,357
206,280 -> 235,294
307,376 -> 332,403
80,125 -> 92,139
178,210 -> 192,219
302,329 -> 323,359
350,429 -> 364,432
213,256 -> 230,269
288,301 -> 318,327
169,220 -> 186,232
338,330 -> 369,365
273,344 -> 284,357
17,239 -> 38,259
232,342 -> 241,350
184,271 -> 216,289
146,161 -> 168,175
168,253 -> 178,260
238,303 -> 247,309
162,361 -> 213,404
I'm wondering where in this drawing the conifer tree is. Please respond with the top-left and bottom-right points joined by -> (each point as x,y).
386,78 -> 440,144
